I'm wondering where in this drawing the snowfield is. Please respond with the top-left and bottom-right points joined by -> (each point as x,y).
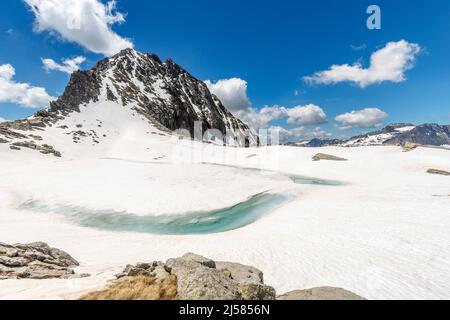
1,48 -> 448,300
0,72 -> 449,299
0,132 -> 449,299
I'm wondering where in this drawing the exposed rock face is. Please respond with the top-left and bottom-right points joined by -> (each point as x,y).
49,48 -> 257,146
277,287 -> 365,300
0,242 -> 86,280
10,141 -> 61,157
312,153 -> 348,162
110,253 -> 276,301
385,124 -> 450,146
427,169 -> 450,176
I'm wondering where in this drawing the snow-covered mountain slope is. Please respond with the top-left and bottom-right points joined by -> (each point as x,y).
0,49 -> 257,157
341,124 -> 416,147
384,123 -> 450,146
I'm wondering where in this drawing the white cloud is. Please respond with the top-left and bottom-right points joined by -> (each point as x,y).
285,104 -> 327,126
0,64 -> 55,108
42,56 -> 86,74
25,0 -> 133,56
0,117 -> 6,122
271,126 -> 331,143
335,108 -> 388,129
234,106 -> 284,131
205,78 -> 252,111
235,104 -> 327,132
204,77 -> 327,133
304,40 -> 421,88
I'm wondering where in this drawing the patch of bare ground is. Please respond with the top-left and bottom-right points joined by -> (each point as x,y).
80,275 -> 178,300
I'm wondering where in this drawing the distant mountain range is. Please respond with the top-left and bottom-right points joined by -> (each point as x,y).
300,123 -> 450,148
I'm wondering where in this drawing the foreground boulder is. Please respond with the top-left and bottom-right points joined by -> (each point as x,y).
81,253 -> 365,301
0,242 -> 85,280
277,287 -> 365,300
84,253 -> 276,300
312,153 -> 348,162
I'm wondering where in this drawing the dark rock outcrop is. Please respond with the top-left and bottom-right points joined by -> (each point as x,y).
10,141 -> 61,157
427,169 -> 450,176
0,242 -> 87,280
48,48 -> 257,146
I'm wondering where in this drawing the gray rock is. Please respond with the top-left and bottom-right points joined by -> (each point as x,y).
9,141 -> 62,157
215,262 -> 274,300
0,242 -> 85,280
180,253 -> 216,269
166,257 -> 241,300
239,283 -> 276,300
216,261 -> 264,285
312,153 -> 348,162
427,169 -> 450,176
114,253 -> 276,300
116,261 -> 169,284
277,287 -> 365,300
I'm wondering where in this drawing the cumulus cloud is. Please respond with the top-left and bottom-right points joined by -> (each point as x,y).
285,104 -> 327,126
205,77 -> 327,135
205,78 -> 252,111
0,64 -> 55,108
234,106 -> 283,131
0,117 -> 6,122
24,0 -> 133,56
270,126 -> 331,143
304,40 -> 421,88
335,108 -> 388,130
42,56 -> 86,74
236,104 -> 327,132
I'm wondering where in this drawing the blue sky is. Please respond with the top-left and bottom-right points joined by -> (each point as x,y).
0,0 -> 449,140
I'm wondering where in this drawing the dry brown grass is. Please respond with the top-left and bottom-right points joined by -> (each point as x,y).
80,275 -> 178,300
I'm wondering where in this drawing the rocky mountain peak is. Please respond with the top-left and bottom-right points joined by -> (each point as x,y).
47,49 -> 257,146
0,49 -> 258,157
